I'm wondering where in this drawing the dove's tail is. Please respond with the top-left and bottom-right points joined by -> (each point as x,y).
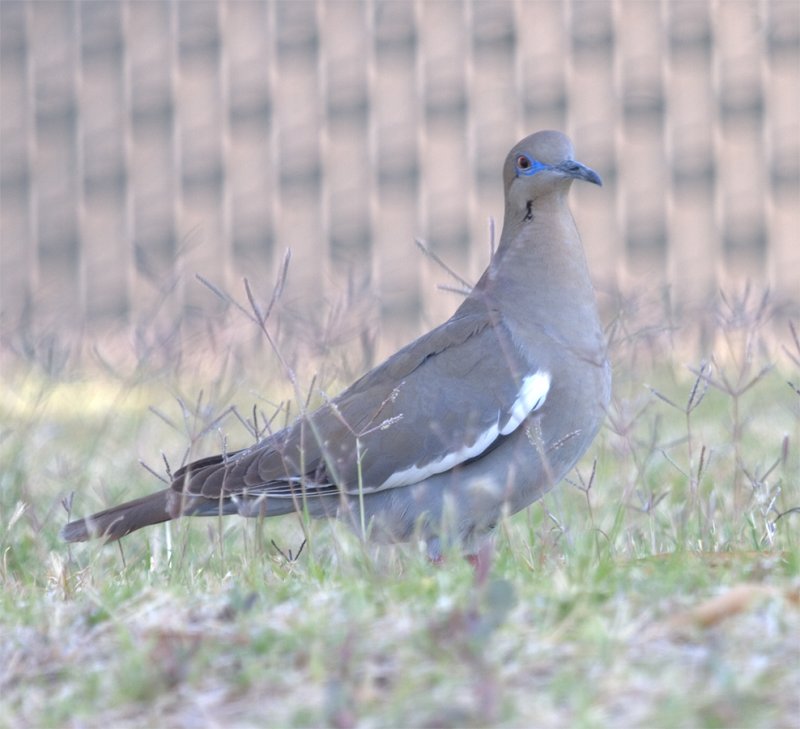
60,490 -> 176,542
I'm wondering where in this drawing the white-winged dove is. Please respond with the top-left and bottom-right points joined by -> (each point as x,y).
62,130 -> 611,560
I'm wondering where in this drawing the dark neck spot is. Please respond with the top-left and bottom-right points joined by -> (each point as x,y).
524,200 -> 533,222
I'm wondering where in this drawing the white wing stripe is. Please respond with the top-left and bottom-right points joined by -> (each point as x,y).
379,422 -> 500,490
377,369 -> 551,490
500,370 -> 551,435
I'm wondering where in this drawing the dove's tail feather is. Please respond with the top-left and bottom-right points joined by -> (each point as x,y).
61,484 -> 305,543
60,490 -> 178,542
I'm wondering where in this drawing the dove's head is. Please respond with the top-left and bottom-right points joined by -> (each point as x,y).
503,131 -> 601,213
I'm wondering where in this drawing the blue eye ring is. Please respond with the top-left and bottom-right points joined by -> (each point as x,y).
515,154 -> 548,177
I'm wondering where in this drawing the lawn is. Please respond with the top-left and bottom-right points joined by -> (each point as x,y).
1,285 -> 799,728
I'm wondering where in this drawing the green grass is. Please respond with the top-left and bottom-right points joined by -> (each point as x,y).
1,287 -> 799,728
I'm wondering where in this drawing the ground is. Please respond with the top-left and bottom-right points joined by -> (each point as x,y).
1,286 -> 799,728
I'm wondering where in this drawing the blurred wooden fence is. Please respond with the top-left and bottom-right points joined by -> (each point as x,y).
1,0 -> 798,353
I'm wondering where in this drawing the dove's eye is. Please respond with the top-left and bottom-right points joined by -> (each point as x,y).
515,155 -> 548,177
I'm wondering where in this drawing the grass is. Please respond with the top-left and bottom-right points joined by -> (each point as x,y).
1,281 -> 799,728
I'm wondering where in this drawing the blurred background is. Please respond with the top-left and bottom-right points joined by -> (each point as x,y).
1,0 -> 798,373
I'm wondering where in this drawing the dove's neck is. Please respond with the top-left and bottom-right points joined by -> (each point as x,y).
474,192 -> 603,353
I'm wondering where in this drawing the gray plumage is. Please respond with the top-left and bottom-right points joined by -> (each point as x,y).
61,130 -> 611,558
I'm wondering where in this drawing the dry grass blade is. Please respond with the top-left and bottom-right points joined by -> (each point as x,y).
196,274 -> 259,326
696,444 -> 708,481
263,248 -> 292,323
138,459 -> 170,485
148,405 -> 180,432
784,321 -> 800,367
243,276 -> 298,391
647,385 -> 679,410
773,506 -> 800,524
662,583 -> 783,632
686,362 -> 709,412
415,238 -> 473,294
689,361 -> 774,398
